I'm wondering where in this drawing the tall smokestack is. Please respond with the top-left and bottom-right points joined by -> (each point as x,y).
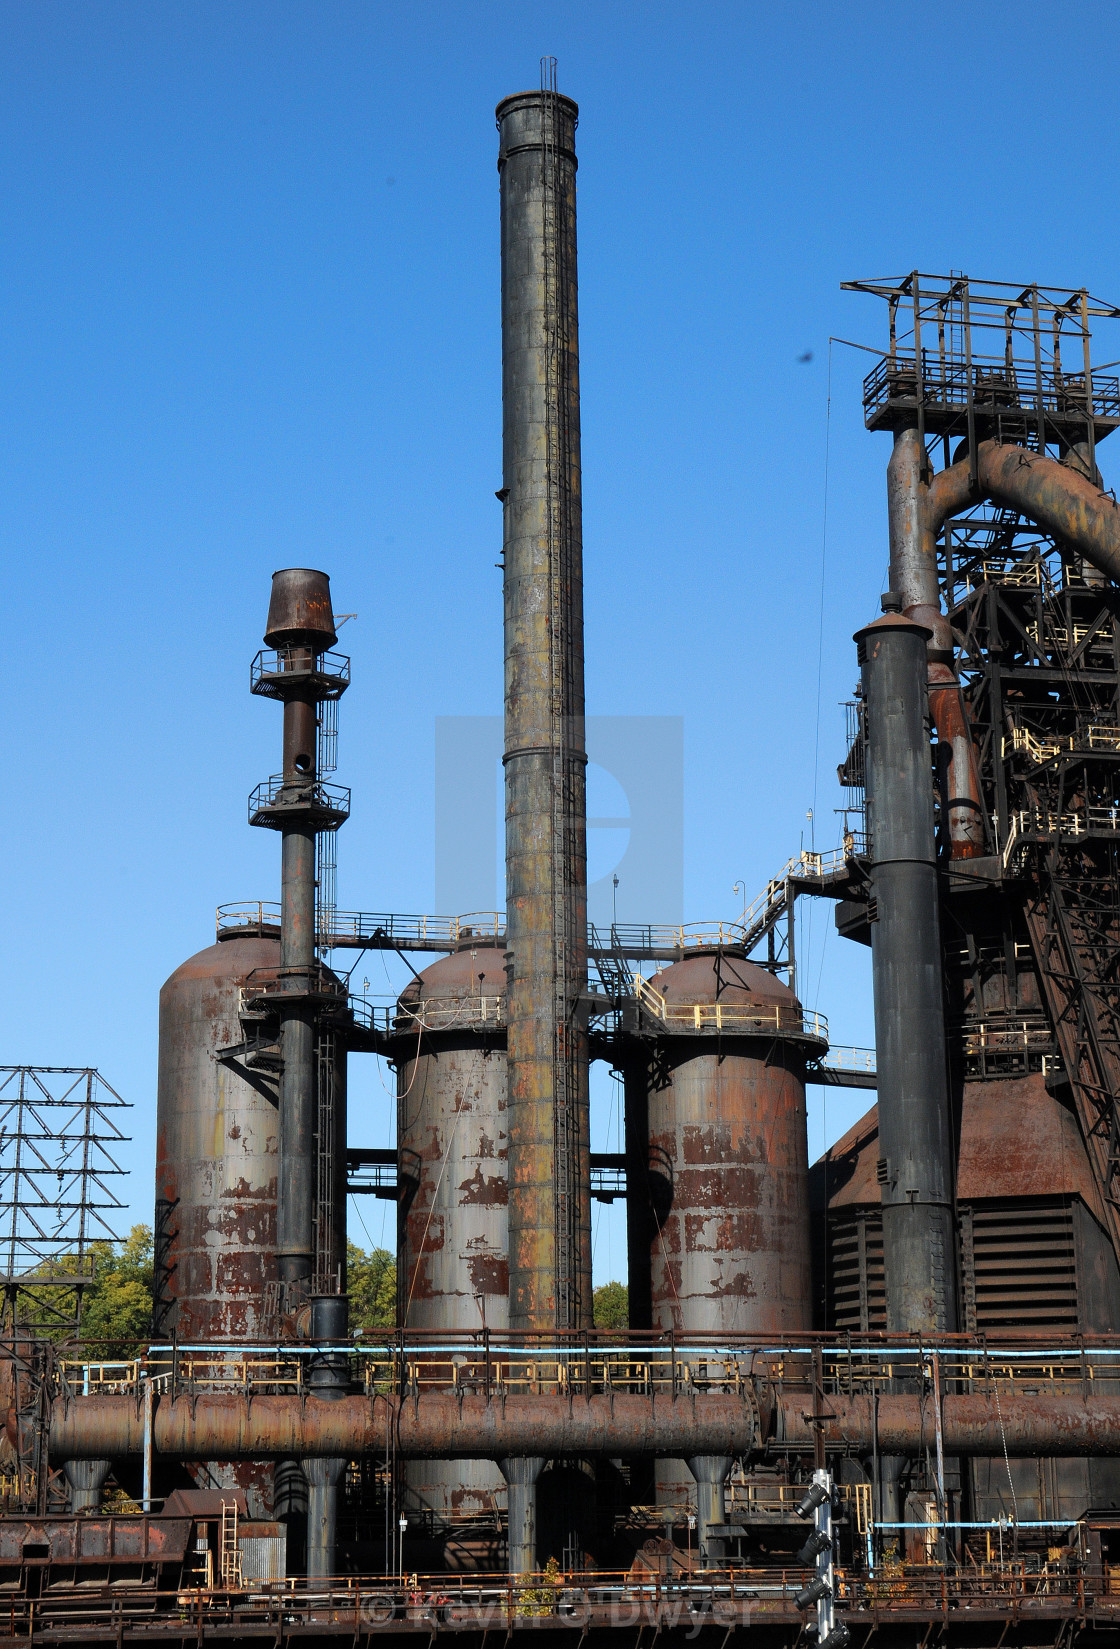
497,74 -> 591,1335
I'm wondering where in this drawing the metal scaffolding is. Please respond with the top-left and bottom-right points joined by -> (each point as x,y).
0,1067 -> 130,1338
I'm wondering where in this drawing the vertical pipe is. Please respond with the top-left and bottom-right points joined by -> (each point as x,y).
622,1055 -> 652,1334
497,85 -> 590,1334
63,1458 -> 110,1515
856,599 -> 958,1336
257,570 -> 341,1295
142,1379 -> 153,1512
501,1456 -> 544,1577
303,1294 -> 349,1579
279,652 -> 317,1287
687,1455 -> 732,1568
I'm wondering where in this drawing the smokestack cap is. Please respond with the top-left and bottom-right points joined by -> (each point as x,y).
853,609 -> 933,645
496,90 -> 578,166
264,568 -> 338,649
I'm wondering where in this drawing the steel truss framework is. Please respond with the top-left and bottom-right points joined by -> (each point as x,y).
0,1067 -> 130,1339
945,513 -> 1120,1262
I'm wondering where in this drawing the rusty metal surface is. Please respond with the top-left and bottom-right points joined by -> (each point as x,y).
393,947 -> 509,1522
51,1385 -> 1120,1462
52,1391 -> 761,1461
0,1514 -> 191,1565
264,568 -> 338,650
155,933 -> 285,1516
926,441 -> 1120,582
645,953 -> 813,1341
497,88 -> 591,1335
778,1391 -> 1120,1457
155,936 -> 281,1343
819,1079 -> 1102,1208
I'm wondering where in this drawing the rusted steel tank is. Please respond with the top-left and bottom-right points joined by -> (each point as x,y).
154,931 -> 284,1516
640,949 -> 820,1507
388,943 -> 508,1536
155,933 -> 283,1344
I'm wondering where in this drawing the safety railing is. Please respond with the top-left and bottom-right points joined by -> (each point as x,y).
0,1564 -> 1107,1638
240,964 -> 349,1007
247,776 -> 351,827
1004,804 -> 1120,868
352,995 -> 506,1035
216,904 -> 761,956
961,1019 -> 1052,1055
249,648 -> 351,697
51,1333 -> 1120,1410
861,348 -> 1120,423
960,557 -> 1046,594
817,1045 -> 875,1074
59,1359 -> 141,1395
1004,723 -> 1120,765
633,975 -> 828,1042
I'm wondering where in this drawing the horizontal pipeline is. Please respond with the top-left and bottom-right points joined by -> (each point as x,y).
777,1393 -> 1120,1457
50,1392 -> 760,1461
48,1388 -> 1120,1463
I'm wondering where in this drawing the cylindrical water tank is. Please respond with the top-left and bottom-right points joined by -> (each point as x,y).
390,943 -> 508,1538
641,950 -> 819,1506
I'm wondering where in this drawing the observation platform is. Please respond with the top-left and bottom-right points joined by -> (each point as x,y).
247,776 -> 351,831
249,647 -> 350,701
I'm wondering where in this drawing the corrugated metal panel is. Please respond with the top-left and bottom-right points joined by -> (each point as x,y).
827,1199 -> 1080,1335
827,1211 -> 885,1333
965,1201 -> 1078,1331
239,1534 -> 285,1581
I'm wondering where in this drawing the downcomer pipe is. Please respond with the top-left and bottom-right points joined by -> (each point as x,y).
887,432 -> 1120,861
856,602 -> 958,1337
497,87 -> 591,1334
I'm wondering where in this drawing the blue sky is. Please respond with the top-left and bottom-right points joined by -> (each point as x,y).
3,1 -> 1120,1280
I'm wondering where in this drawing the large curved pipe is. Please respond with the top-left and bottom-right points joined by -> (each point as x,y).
887,434 -> 1120,860
926,440 -> 1120,576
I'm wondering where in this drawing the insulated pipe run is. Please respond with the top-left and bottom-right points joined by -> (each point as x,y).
497,88 -> 591,1333
856,604 -> 958,1337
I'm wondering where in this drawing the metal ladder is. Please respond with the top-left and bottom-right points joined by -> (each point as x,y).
219,1500 -> 242,1589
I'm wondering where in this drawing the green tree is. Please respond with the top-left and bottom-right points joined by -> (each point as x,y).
79,1225 -> 154,1356
346,1240 -> 397,1330
592,1280 -> 628,1329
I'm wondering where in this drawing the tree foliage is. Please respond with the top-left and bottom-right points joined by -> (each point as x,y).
592,1280 -> 628,1329
346,1241 -> 397,1330
79,1225 -> 155,1356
